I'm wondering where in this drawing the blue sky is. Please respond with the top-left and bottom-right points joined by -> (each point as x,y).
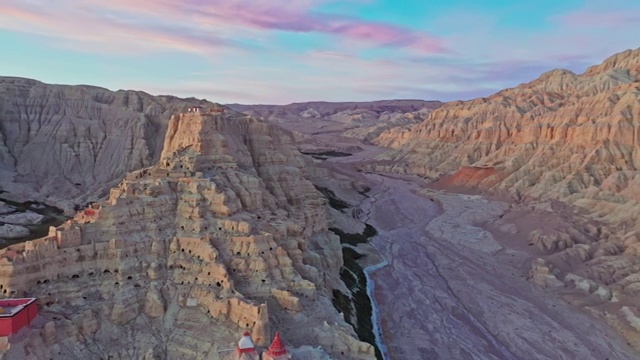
0,0 -> 638,104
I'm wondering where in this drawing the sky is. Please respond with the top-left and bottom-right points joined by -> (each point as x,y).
0,0 -> 639,104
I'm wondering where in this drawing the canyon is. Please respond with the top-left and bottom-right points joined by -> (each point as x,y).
371,47 -> 640,352
0,47 -> 640,359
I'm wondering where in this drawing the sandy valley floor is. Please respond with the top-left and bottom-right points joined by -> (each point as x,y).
302,129 -> 640,359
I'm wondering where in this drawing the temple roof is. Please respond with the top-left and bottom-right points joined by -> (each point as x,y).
237,331 -> 256,352
267,332 -> 288,357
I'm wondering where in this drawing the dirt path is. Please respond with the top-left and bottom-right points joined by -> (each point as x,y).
324,147 -> 639,360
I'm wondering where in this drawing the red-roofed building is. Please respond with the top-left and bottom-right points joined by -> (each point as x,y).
0,298 -> 38,336
263,332 -> 291,360
235,331 -> 259,359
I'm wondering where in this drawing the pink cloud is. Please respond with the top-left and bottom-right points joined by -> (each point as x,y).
0,0 -> 446,54
322,21 -> 445,52
0,2 -> 237,54
181,0 -> 447,53
4,0 -> 635,105
197,0 -> 446,52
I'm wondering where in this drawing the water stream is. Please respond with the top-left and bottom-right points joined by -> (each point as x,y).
363,259 -> 390,360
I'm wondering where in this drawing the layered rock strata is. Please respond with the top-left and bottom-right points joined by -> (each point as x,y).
0,111 -> 374,359
0,77 -> 223,212
375,48 -> 640,200
372,47 -> 640,350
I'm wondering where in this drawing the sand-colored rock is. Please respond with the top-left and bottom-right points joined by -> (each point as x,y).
375,49 -> 640,204
0,110 -> 373,359
528,258 -> 564,288
370,47 -> 640,353
41,321 -> 56,345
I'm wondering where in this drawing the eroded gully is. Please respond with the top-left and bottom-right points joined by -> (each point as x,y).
325,144 -> 639,360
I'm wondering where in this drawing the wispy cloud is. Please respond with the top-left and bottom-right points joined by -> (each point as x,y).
1,0 -> 638,104
0,0 -> 446,55
0,2 -> 242,54
420,2 -> 640,85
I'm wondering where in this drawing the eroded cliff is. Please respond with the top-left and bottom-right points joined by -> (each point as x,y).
0,77 -> 223,213
374,49 -> 640,197
0,110 -> 374,359
372,47 -> 640,349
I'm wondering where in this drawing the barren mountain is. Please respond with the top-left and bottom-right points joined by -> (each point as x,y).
3,47 -> 640,358
375,48 -> 640,194
0,77 -> 225,213
0,110 -> 375,359
229,100 -> 442,146
372,47 -> 640,349
228,100 -> 441,118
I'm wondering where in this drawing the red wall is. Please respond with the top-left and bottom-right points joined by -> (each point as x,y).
27,302 -> 38,322
0,318 -> 12,337
0,300 -> 38,336
11,308 -> 28,334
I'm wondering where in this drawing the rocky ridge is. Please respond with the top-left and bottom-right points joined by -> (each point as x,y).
0,110 -> 374,359
372,47 -> 640,349
229,100 -> 442,146
228,100 -> 441,119
0,77 -> 225,213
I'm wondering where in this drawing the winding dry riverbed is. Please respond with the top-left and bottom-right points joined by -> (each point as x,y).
325,146 -> 639,360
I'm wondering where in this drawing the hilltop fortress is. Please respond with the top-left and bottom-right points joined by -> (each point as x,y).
0,109 -> 375,359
